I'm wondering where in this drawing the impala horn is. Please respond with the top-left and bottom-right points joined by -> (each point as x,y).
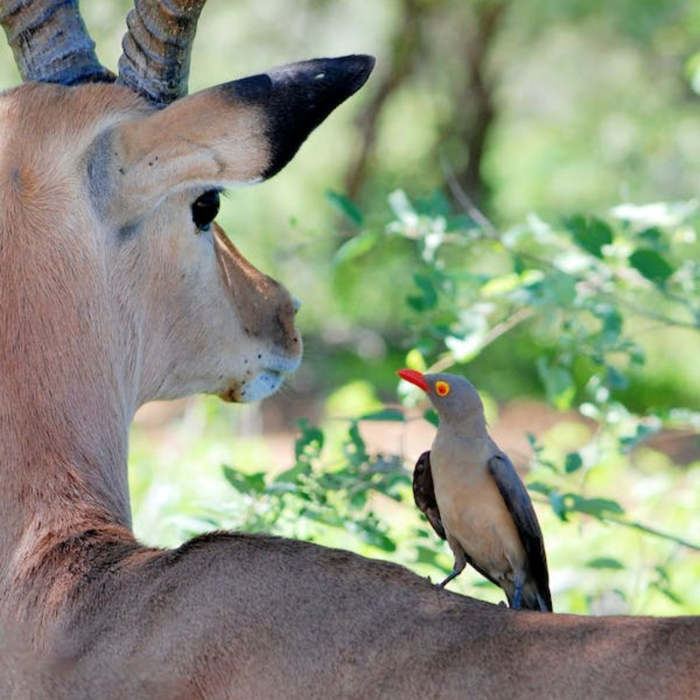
117,0 -> 207,107
0,0 -> 112,85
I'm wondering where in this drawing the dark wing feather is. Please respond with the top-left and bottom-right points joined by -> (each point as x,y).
487,454 -> 553,611
412,451 -> 446,540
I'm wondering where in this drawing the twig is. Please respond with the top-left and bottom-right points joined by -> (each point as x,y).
427,307 -> 535,374
603,514 -> 700,552
530,495 -> 700,551
440,154 -> 497,236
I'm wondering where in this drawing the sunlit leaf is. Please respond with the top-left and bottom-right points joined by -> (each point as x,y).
586,557 -> 625,570
405,348 -> 427,372
481,273 -> 521,297
388,189 -> 416,225
333,231 -> 378,266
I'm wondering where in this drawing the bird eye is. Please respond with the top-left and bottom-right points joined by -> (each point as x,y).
191,189 -> 220,231
435,381 -> 450,397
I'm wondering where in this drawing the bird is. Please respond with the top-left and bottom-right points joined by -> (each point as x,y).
398,368 -> 552,612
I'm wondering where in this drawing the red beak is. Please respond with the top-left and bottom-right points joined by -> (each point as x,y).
397,368 -> 429,393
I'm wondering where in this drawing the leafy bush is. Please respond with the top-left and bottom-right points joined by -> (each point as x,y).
162,191 -> 700,613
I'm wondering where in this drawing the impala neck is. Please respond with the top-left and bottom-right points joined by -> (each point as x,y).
0,377 -> 133,570
0,224 -> 135,578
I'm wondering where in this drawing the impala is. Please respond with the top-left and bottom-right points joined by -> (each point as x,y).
0,1 -> 697,697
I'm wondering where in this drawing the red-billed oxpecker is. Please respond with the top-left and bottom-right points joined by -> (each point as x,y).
397,369 -> 552,611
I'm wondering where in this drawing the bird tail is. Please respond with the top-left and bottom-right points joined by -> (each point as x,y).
535,591 -> 552,612
516,583 -> 553,612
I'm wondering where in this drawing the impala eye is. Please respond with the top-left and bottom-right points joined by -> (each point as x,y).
191,190 -> 220,231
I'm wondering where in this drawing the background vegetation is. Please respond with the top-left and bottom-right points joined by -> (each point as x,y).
2,0 -> 698,613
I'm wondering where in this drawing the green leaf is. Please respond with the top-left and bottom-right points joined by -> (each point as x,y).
628,248 -> 673,285
359,408 -> 405,422
274,461 -> 310,485
566,494 -> 625,519
564,451 -> 583,473
332,231 -> 378,266
606,366 -> 628,390
537,358 -> 576,410
481,273 -> 521,297
585,557 -> 624,570
326,190 -> 363,226
595,305 -> 623,343
407,274 -> 438,311
526,481 -> 552,496
548,271 -> 577,306
655,587 -> 683,605
222,466 -> 266,495
415,545 -> 448,569
549,490 -> 568,521
423,408 -> 439,427
358,524 -> 396,552
302,507 -> 345,528
512,253 -> 525,274
344,421 -> 369,466
294,418 -> 324,462
565,215 -> 612,258
636,226 -> 667,251
654,565 -> 670,584
349,490 -> 368,508
619,423 -> 657,452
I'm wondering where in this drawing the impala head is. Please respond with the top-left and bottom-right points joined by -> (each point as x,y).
0,1 -> 373,413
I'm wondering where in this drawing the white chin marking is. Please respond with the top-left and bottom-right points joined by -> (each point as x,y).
238,371 -> 284,403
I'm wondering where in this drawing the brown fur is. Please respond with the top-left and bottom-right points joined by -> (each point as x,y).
1,79 -> 698,700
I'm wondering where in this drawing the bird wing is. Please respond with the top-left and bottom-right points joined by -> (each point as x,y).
412,451 -> 446,540
487,453 -> 553,611
414,451 -> 505,591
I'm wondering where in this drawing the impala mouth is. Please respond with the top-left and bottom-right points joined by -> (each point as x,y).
219,353 -> 301,403
264,355 -> 302,374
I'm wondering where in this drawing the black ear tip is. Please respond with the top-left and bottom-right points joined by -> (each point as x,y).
330,54 -> 375,91
255,54 -> 377,180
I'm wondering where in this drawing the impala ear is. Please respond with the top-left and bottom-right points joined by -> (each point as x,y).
229,55 -> 375,179
109,55 -> 374,217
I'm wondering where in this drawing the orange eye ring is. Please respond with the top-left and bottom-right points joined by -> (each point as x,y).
435,380 -> 450,397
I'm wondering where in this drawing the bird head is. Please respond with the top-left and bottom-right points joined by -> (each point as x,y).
397,368 -> 485,427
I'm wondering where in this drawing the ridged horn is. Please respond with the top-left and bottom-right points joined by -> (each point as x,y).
117,0 -> 207,108
0,0 -> 112,85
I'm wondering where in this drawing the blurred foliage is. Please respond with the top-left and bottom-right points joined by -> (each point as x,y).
2,2 -> 698,612
131,194 -> 700,614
